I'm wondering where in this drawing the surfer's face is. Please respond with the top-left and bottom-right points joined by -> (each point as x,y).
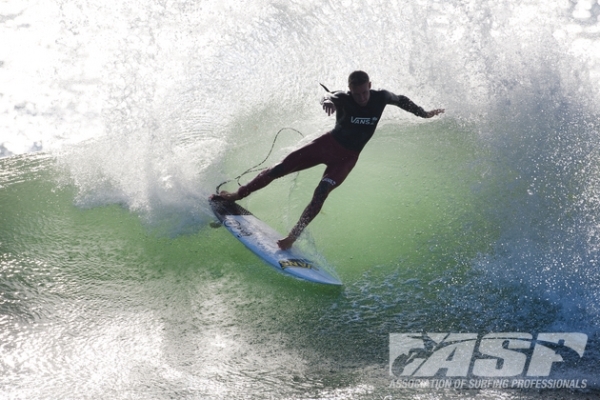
349,81 -> 371,107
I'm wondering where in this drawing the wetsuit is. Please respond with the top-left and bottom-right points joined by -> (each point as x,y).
326,89 -> 429,152
237,89 -> 429,198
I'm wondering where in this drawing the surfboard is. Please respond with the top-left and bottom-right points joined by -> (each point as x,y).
209,195 -> 342,286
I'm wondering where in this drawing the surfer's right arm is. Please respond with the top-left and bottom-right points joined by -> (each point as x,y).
321,98 -> 335,116
321,91 -> 343,116
322,100 -> 336,116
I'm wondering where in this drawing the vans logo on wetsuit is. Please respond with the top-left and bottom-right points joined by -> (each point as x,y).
351,116 -> 378,125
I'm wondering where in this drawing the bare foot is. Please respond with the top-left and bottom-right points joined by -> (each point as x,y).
218,190 -> 241,201
277,235 -> 296,250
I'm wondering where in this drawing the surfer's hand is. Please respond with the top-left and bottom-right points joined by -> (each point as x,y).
322,100 -> 336,116
425,109 -> 444,118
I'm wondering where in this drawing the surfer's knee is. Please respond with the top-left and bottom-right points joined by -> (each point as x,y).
314,179 -> 335,201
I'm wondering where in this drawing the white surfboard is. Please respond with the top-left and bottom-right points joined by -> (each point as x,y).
209,196 -> 341,285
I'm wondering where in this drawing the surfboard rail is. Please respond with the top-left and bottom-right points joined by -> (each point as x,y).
209,196 -> 341,286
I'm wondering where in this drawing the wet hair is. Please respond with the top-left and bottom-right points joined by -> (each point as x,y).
348,70 -> 370,87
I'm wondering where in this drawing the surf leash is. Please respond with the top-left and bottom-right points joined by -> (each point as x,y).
215,83 -> 332,194
215,127 -> 305,194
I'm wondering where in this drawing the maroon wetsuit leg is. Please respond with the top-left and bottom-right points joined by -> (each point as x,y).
237,169 -> 273,199
286,138 -> 359,239
238,134 -> 329,198
237,133 -> 359,199
320,135 -> 359,188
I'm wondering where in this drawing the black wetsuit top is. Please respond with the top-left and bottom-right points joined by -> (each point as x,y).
323,89 -> 429,152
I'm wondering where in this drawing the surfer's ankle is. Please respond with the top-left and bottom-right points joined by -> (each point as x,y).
219,190 -> 241,201
277,235 -> 296,250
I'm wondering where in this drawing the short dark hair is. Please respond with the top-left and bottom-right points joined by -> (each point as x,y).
348,70 -> 370,87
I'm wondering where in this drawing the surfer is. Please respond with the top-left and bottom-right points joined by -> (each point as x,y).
218,71 -> 444,250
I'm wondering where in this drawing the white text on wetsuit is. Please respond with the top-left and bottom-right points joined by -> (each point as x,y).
351,116 -> 377,125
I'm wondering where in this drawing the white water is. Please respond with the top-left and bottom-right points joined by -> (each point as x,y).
3,0 -> 598,155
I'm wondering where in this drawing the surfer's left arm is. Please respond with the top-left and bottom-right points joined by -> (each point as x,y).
387,91 -> 444,118
424,108 -> 444,118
